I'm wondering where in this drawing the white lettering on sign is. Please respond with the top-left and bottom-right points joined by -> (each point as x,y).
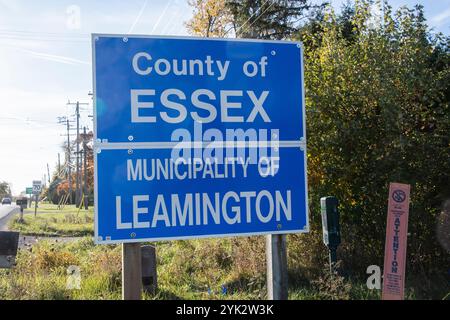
126,157 -> 272,182
115,189 -> 292,229
130,89 -> 271,124
130,52 -> 272,126
132,52 -> 231,81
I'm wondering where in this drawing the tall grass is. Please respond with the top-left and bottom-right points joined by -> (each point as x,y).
2,236 -> 448,300
2,205 -> 448,300
8,208 -> 94,237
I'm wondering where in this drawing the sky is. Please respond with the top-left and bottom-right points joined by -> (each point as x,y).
0,0 -> 449,195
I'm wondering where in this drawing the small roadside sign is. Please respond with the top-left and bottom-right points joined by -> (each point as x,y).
26,187 -> 33,195
32,180 -> 42,195
382,182 -> 411,300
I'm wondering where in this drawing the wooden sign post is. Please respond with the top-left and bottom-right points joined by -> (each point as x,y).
122,243 -> 142,300
382,182 -> 411,300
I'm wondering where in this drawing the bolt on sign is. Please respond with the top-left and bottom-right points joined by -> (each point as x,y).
92,35 -> 309,244
382,182 -> 411,300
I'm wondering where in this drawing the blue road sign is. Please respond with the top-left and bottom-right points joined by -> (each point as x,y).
92,34 -> 308,244
93,35 -> 304,143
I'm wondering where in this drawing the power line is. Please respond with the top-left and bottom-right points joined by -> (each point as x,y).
0,116 -> 61,126
0,35 -> 89,43
0,29 -> 90,43
151,0 -> 173,34
0,28 -> 88,36
128,0 -> 149,34
236,1 -> 276,37
223,0 -> 274,37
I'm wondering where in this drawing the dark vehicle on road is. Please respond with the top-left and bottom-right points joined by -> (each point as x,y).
1,197 -> 12,205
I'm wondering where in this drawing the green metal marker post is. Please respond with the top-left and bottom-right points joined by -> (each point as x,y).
320,196 -> 341,275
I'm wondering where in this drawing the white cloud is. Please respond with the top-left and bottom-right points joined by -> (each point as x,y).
0,0 -> 21,12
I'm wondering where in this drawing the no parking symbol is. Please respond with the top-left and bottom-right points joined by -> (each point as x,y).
392,189 -> 406,203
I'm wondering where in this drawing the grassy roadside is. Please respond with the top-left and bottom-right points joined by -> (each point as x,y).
0,236 -> 386,300
8,203 -> 94,237
0,237 -> 446,300
2,204 -> 448,300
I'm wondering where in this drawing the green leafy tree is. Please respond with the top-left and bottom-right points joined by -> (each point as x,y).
186,0 -> 323,39
185,0 -> 449,297
227,0 -> 323,39
296,0 -> 449,295
185,0 -> 234,37
0,181 -> 11,199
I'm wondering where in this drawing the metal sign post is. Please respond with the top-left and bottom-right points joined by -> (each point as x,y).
92,35 -> 308,300
34,194 -> 38,217
266,234 -> 288,299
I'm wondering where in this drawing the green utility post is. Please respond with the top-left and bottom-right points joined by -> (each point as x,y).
320,196 -> 341,275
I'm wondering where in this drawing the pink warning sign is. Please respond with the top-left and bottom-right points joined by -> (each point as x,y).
382,182 -> 411,300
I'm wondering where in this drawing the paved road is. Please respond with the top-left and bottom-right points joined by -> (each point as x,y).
0,204 -> 84,248
0,204 -> 19,231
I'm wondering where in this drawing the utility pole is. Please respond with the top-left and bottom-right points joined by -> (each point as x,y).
76,102 -> 80,207
83,126 -> 88,210
47,163 -> 51,184
67,119 -> 72,204
67,100 -> 89,207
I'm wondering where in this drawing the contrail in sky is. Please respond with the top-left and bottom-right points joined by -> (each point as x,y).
128,0 -> 149,34
151,0 -> 173,34
18,48 -> 90,66
431,7 -> 450,26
